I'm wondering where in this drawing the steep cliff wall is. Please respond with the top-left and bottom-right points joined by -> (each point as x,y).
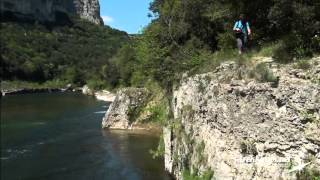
73,0 -> 103,25
0,0 -> 103,25
165,57 -> 320,179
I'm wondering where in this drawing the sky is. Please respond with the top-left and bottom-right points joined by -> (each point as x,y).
100,0 -> 153,34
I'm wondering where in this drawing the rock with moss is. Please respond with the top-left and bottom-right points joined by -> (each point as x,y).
102,88 -> 150,129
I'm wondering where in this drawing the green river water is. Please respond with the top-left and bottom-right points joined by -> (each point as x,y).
1,92 -> 171,180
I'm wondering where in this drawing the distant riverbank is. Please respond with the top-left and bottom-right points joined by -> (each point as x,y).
1,81 -> 115,102
1,81 -> 78,97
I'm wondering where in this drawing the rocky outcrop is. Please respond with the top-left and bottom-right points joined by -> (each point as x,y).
94,90 -> 116,102
73,0 -> 103,25
0,0 -> 103,25
82,85 -> 94,96
165,57 -> 320,179
102,88 -> 151,129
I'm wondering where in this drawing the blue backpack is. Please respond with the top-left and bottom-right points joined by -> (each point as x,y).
234,20 -> 249,35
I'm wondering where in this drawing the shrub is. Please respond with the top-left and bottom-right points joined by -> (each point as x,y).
183,168 -> 214,180
273,40 -> 294,63
250,63 -> 278,83
86,78 -> 106,90
150,134 -> 165,159
148,102 -> 169,124
217,32 -> 236,50
297,168 -> 320,180
294,60 -> 311,70
257,42 -> 281,57
130,71 -> 148,87
240,139 -> 258,156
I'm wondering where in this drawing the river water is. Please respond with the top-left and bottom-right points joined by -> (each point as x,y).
1,92 -> 171,180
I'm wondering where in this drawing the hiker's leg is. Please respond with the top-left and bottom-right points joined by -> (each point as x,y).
237,38 -> 243,54
243,35 -> 248,51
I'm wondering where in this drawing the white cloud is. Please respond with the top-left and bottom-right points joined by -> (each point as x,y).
101,15 -> 114,24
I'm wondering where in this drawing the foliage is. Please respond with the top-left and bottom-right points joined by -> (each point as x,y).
240,139 -> 258,156
196,141 -> 206,165
132,0 -> 320,89
250,63 -> 278,83
148,102 -> 169,124
256,42 -> 281,57
294,60 -> 311,70
297,168 -> 320,180
150,134 -> 165,159
1,18 -> 128,88
1,80 -> 68,90
183,169 -> 214,180
2,0 -> 319,92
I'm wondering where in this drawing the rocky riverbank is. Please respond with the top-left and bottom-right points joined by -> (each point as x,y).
165,56 -> 320,180
101,56 -> 320,179
101,86 -> 167,132
1,83 -> 116,103
1,84 -> 76,97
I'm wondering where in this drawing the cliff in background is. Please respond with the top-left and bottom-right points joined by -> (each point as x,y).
0,0 -> 103,25
164,57 -> 320,179
73,0 -> 103,25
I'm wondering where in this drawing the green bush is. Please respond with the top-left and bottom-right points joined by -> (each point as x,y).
130,71 -> 148,87
250,63 -> 278,83
150,135 -> 165,159
297,168 -> 320,180
183,169 -> 214,180
148,103 -> 169,124
86,78 -> 107,90
294,60 -> 311,70
257,42 -> 281,57
217,32 -> 236,50
273,40 -> 294,63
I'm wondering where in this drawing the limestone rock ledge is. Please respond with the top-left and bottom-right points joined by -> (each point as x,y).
165,57 -> 320,180
102,88 -> 150,129
0,0 -> 103,25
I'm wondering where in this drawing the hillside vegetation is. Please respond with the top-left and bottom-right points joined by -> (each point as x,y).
1,0 -> 319,91
111,0 -> 320,90
1,18 -> 128,88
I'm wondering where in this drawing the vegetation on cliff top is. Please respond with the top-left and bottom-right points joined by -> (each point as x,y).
109,0 -> 319,93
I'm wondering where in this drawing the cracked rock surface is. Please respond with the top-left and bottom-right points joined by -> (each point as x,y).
102,88 -> 150,129
0,0 -> 103,25
165,57 -> 320,180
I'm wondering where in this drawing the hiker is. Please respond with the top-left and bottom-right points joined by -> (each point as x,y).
233,14 -> 251,54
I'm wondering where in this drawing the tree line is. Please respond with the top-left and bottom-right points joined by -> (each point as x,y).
1,0 -> 319,90
111,0 -> 320,90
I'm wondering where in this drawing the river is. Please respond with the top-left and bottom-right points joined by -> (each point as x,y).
1,92 -> 171,180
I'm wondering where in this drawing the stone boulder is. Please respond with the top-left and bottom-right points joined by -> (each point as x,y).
102,88 -> 150,129
82,85 -> 94,95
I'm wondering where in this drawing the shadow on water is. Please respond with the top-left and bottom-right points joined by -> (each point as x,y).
1,92 -> 172,180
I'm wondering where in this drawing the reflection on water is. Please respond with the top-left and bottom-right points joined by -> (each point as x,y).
1,92 -> 171,180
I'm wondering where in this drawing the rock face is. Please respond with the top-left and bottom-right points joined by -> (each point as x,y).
95,90 -> 116,102
73,0 -> 103,25
165,57 -> 320,179
102,88 -> 150,129
0,0 -> 103,25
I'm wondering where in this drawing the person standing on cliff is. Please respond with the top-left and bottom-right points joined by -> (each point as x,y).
233,14 -> 252,54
